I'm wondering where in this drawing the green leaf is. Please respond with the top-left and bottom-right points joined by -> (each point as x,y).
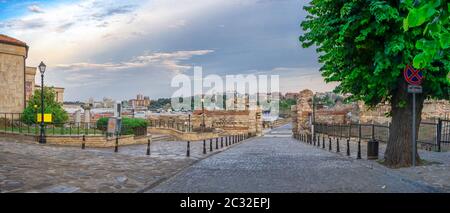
406,4 -> 437,28
413,52 -> 432,68
439,32 -> 450,49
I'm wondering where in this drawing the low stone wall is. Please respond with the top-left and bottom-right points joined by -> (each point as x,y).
148,127 -> 248,141
46,135 -> 149,148
0,131 -> 149,148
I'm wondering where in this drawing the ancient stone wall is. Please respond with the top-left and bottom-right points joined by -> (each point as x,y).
292,89 -> 450,132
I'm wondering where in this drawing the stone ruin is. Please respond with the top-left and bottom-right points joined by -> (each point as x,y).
292,89 -> 450,135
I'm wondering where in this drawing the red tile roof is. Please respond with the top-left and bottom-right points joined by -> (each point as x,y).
0,34 -> 28,47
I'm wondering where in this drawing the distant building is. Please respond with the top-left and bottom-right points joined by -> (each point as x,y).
284,92 -> 298,100
129,94 -> 151,109
34,85 -> 65,104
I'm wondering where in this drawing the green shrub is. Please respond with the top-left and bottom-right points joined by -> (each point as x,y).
96,117 -> 148,135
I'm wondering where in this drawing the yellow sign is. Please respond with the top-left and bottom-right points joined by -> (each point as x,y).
37,114 -> 53,123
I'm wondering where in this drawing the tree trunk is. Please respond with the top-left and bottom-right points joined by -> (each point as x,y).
384,79 -> 425,168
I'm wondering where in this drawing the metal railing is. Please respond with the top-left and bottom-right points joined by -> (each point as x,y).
313,120 -> 449,152
0,113 -> 147,137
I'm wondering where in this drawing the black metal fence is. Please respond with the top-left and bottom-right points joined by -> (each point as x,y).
0,113 -> 147,137
313,120 -> 450,152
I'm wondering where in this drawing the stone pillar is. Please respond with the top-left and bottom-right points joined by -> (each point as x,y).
295,89 -> 314,134
74,110 -> 82,124
82,104 -> 92,128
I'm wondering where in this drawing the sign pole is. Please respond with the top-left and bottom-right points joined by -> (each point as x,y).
404,64 -> 423,167
412,92 -> 416,167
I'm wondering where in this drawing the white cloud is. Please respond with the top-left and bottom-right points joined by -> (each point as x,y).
0,0 -> 236,66
56,50 -> 214,74
28,5 -> 44,13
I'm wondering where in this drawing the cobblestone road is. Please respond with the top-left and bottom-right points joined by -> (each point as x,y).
149,124 -> 449,193
0,135 -> 237,193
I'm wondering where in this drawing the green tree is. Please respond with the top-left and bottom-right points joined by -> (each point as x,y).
22,87 -> 69,125
300,0 -> 449,167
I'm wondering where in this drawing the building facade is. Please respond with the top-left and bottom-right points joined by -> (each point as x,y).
0,34 -> 65,114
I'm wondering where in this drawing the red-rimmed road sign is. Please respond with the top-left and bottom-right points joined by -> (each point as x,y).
403,64 -> 423,85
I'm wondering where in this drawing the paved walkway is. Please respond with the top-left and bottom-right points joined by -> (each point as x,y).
149,124 -> 449,193
0,135 -> 236,193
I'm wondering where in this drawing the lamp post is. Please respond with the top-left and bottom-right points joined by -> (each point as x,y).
201,95 -> 205,132
38,61 -> 46,144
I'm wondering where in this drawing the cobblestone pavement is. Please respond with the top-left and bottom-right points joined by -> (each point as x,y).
0,135 -> 238,193
148,124 -> 449,193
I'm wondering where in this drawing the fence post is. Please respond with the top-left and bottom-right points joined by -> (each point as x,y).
216,138 -> 219,149
82,135 -> 86,149
114,136 -> 119,153
346,139 -> 350,156
209,138 -> 212,152
329,137 -> 332,151
336,138 -> 340,153
437,119 -> 442,152
203,140 -> 207,154
322,136 -> 325,149
146,138 -> 151,156
186,141 -> 190,157
313,134 -> 316,146
357,124 -> 362,159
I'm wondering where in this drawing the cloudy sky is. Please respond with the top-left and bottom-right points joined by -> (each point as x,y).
0,0 -> 337,101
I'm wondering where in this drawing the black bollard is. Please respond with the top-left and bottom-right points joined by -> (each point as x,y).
346,139 -> 350,156
186,141 -> 190,157
210,139 -> 213,152
322,136 -> 326,149
216,138 -> 219,149
203,140 -> 207,154
317,135 -> 320,147
336,138 -> 340,153
329,137 -> 332,151
313,135 -> 316,146
221,137 -> 223,148
226,136 -> 228,146
114,136 -> 119,153
357,140 -> 362,159
82,135 -> 86,150
146,138 -> 151,156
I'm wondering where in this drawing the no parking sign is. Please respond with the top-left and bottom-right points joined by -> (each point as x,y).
403,64 -> 423,85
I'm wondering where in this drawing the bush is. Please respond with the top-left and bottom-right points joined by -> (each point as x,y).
96,117 -> 148,135
22,87 -> 69,125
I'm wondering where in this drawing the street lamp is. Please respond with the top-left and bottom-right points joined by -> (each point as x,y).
201,95 -> 205,132
38,61 -> 46,144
